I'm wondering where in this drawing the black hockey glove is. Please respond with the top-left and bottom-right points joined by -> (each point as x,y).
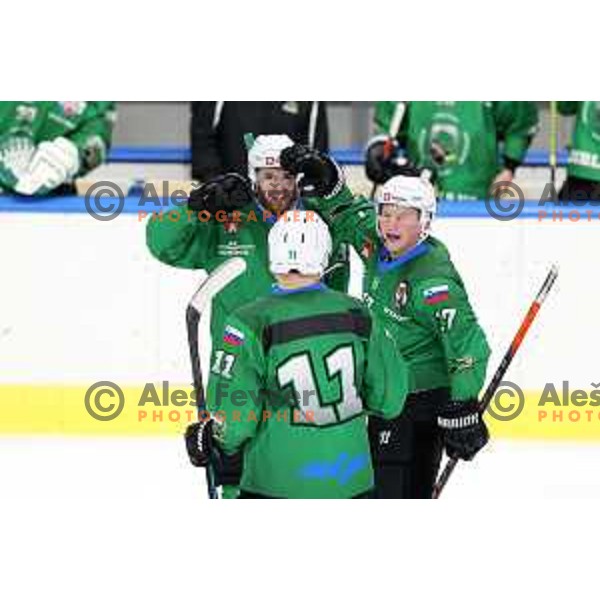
184,420 -> 243,486
184,419 -> 213,468
188,173 -> 253,215
437,399 -> 489,461
280,144 -> 342,198
366,137 -> 436,187
365,135 -> 403,184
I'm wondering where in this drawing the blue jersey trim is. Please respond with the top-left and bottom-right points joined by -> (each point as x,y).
271,282 -> 326,295
376,241 -> 429,274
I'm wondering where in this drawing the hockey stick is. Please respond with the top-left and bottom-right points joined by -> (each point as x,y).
369,102 -> 406,201
186,257 -> 248,499
432,264 -> 559,499
549,101 -> 558,196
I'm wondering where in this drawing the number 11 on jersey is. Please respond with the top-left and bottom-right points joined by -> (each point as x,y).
277,345 -> 363,427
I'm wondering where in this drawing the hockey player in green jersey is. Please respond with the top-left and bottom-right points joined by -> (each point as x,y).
279,145 -> 490,498
148,135 -> 349,498
366,101 -> 538,200
147,134 -> 348,348
0,101 -> 115,195
557,102 -> 600,200
184,211 -> 408,499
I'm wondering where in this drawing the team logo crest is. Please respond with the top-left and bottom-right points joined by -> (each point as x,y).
395,281 -> 409,309
223,219 -> 240,234
419,109 -> 470,174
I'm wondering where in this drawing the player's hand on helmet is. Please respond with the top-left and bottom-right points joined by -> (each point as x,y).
188,173 -> 253,215
15,137 -> 79,195
437,399 -> 489,461
184,419 -> 243,486
280,144 -> 342,198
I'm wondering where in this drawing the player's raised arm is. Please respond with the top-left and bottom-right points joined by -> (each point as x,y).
280,143 -> 380,254
146,173 -> 253,268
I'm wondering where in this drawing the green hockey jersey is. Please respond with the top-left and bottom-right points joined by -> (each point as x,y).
375,101 -> 539,200
206,284 -> 408,499
304,187 -> 490,400
558,101 -> 600,182
147,203 -> 349,340
0,101 -> 115,193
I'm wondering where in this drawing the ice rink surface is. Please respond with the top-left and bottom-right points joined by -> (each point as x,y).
4,441 -> 600,600
3,436 -> 600,500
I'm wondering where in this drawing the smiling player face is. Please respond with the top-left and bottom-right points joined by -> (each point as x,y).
378,205 -> 423,257
256,168 -> 297,214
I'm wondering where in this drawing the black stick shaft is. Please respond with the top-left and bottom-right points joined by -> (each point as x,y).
186,304 -> 218,500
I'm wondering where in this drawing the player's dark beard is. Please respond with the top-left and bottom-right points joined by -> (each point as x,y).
258,185 -> 297,214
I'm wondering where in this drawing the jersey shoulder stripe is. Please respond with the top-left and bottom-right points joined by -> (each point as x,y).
262,308 -> 371,352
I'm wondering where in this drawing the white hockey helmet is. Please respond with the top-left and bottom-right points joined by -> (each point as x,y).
376,174 -> 437,241
247,134 -> 295,184
268,211 -> 332,276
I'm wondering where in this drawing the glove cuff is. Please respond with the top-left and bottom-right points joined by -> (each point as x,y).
437,399 -> 481,430
323,157 -> 345,199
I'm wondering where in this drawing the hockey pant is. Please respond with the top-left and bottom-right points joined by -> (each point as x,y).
368,387 -> 449,499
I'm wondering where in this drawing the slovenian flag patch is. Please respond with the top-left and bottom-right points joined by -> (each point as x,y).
223,325 -> 245,347
423,284 -> 449,305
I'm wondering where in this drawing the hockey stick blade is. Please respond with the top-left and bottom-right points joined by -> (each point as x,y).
187,257 -> 247,401
432,264 -> 559,499
189,257 -> 247,314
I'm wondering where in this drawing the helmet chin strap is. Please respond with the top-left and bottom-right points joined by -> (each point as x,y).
418,213 -> 433,242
